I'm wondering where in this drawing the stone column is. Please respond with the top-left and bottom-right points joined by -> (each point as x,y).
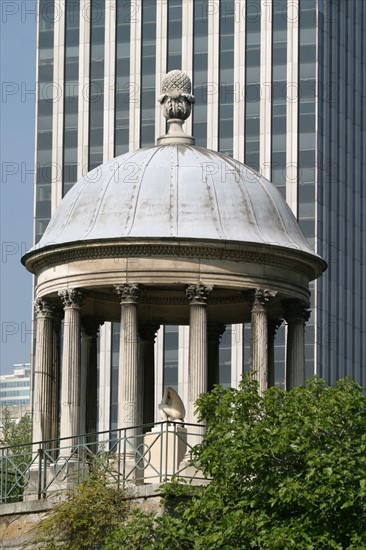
33,298 -> 59,450
115,284 -> 143,452
139,323 -> 159,428
186,284 -> 212,446
80,317 -> 101,443
207,323 -> 225,391
58,289 -> 84,455
267,319 -> 283,388
249,289 -> 276,393
283,299 -> 310,390
50,310 -> 62,445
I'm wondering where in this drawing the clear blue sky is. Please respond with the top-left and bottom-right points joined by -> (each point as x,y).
0,1 -> 37,374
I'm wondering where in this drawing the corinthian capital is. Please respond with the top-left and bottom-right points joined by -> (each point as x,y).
282,299 -> 311,324
186,283 -> 213,305
250,289 -> 277,311
58,288 -> 84,309
115,283 -> 143,304
34,297 -> 59,318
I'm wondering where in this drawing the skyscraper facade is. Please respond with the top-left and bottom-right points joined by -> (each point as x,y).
34,0 -> 365,429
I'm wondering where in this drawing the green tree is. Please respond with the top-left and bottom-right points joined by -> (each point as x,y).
34,461 -> 130,550
0,408 -> 32,449
106,376 -> 366,549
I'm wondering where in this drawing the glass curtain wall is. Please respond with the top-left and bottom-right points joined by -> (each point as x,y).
35,0 -> 55,243
63,0 -> 80,195
140,0 -> 157,147
271,0 -> 287,197
244,0 -> 261,170
115,0 -> 131,156
88,0 -> 105,170
167,0 -> 182,71
218,0 -> 235,156
192,0 -> 208,147
163,326 -> 179,392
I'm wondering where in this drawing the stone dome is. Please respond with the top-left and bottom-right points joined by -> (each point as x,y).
29,145 -> 315,258
22,70 -> 326,284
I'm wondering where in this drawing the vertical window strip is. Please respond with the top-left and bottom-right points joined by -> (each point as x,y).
167,0 -> 182,72
271,0 -> 288,196
192,0 -> 208,147
115,0 -> 131,156
35,0 -> 55,243
140,0 -> 157,148
88,0 -> 105,171
244,0 -> 261,170
218,0 -> 235,156
62,0 -> 80,196
298,0 -> 317,242
163,326 -> 179,392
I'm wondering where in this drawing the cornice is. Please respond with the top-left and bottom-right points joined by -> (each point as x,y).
23,239 -> 326,280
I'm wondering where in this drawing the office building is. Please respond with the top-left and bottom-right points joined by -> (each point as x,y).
0,364 -> 31,424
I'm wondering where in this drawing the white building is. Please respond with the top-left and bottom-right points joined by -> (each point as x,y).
0,364 -> 31,425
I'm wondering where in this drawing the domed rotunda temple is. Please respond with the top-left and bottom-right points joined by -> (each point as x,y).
22,71 -> 326,478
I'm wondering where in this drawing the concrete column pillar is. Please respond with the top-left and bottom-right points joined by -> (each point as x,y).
283,299 -> 310,389
115,284 -> 143,451
186,284 -> 212,446
207,323 -> 225,391
80,317 -> 101,442
249,289 -> 276,393
58,289 -> 84,454
33,298 -> 59,450
139,323 -> 159,428
268,319 -> 283,388
50,312 -> 62,444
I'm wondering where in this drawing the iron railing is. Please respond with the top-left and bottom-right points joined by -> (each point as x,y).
0,421 -> 205,504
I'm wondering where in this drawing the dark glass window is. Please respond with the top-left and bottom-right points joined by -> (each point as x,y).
218,0 -> 234,156
115,1 -> 131,156
163,326 -> 179,392
88,0 -> 105,171
140,0 -> 157,147
167,0 -> 182,71
62,0 -> 80,196
245,0 -> 261,168
35,0 -> 54,243
192,0 -> 208,147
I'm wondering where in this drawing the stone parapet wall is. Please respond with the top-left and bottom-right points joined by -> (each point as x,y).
0,485 -> 162,549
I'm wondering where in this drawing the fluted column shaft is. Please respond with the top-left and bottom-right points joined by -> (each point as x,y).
207,324 -> 225,391
186,284 -> 212,448
59,289 -> 84,453
51,315 -> 61,444
33,298 -> 58,450
139,324 -> 159,427
283,299 -> 310,389
250,289 -> 276,393
115,284 -> 143,449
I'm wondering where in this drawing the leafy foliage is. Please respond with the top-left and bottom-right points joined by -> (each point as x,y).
0,409 -> 32,503
106,376 -> 366,549
34,461 -> 130,550
0,408 -> 32,450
